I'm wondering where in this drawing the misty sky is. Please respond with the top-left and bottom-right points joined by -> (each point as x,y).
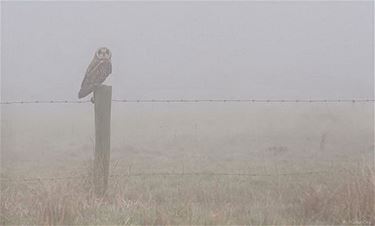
1,1 -> 373,101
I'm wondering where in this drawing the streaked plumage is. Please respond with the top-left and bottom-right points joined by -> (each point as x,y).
78,47 -> 112,99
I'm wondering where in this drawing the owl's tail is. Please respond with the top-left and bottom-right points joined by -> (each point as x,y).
78,88 -> 92,99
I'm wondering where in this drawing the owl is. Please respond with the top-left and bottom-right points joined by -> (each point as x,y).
78,47 -> 112,99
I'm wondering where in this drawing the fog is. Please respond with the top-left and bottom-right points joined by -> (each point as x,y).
1,2 -> 374,225
1,1 -> 373,101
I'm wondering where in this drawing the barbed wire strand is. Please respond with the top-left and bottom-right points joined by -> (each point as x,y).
0,170 -> 334,183
1,99 -> 374,105
0,100 -> 91,104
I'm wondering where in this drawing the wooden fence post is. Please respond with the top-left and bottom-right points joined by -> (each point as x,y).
93,85 -> 112,196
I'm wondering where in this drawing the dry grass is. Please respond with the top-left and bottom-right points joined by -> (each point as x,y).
294,166 -> 375,225
1,165 -> 374,225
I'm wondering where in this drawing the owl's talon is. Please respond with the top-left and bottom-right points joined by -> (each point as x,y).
90,97 -> 95,104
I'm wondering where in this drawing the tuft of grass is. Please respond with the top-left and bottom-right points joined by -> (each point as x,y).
291,165 -> 375,225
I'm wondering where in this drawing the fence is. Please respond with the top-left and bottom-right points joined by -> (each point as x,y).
1,95 -> 374,193
0,170 -> 338,183
1,98 -> 374,104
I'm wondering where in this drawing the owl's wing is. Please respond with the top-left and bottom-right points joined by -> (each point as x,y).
85,57 -> 99,77
78,59 -> 112,98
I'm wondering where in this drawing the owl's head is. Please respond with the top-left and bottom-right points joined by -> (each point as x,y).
96,47 -> 111,60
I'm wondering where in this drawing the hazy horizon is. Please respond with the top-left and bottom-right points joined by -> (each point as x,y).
1,1 -> 373,101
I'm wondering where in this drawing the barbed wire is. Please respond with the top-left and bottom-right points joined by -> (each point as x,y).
0,170 -> 334,183
0,100 -> 91,104
112,99 -> 375,103
1,98 -> 374,105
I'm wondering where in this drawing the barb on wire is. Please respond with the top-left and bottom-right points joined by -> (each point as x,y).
1,99 -> 374,105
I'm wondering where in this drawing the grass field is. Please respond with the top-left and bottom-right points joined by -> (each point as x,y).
1,103 -> 374,225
